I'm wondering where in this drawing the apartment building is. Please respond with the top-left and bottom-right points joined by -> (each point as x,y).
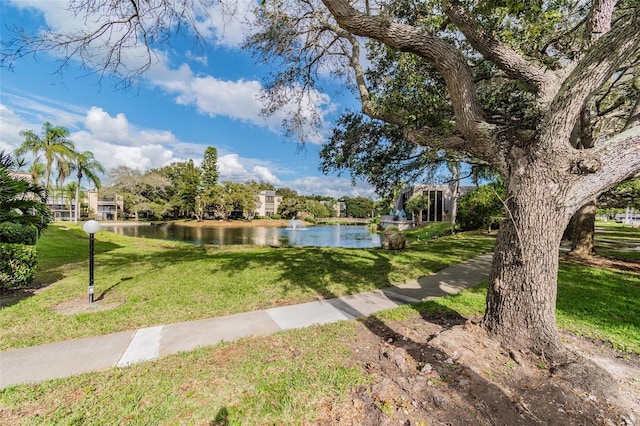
254,190 -> 282,218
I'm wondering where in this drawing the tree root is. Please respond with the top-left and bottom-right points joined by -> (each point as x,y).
549,349 -> 619,399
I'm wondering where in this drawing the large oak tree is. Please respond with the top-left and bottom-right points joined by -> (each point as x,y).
248,0 -> 640,362
3,0 -> 639,367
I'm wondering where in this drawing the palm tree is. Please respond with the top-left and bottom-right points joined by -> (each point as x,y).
16,122 -> 76,191
65,182 -> 77,220
0,151 -> 52,235
71,151 -> 105,222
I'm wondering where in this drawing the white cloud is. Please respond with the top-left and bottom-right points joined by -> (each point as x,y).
218,153 -> 282,185
186,51 -> 208,66
7,0 -> 334,144
216,153 -> 375,197
147,62 -> 333,144
192,0 -> 257,48
0,103 -> 33,151
0,100 -> 183,172
218,153 -> 249,180
1,92 -> 85,129
2,97 -> 374,197
253,166 -> 280,184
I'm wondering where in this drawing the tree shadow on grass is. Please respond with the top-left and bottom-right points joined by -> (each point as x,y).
73,232 -> 494,325
209,407 -> 229,425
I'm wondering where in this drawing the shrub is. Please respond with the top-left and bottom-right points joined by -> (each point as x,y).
272,214 -> 281,220
383,226 -> 400,234
0,243 -> 37,289
0,222 -> 38,245
457,183 -> 505,231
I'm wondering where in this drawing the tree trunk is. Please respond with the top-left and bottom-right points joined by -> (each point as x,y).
569,202 -> 596,257
482,173 -> 569,359
450,179 -> 460,234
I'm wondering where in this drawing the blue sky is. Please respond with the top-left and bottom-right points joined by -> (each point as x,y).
0,0 -> 376,198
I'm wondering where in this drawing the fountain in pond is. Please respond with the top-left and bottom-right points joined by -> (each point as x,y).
287,219 -> 307,230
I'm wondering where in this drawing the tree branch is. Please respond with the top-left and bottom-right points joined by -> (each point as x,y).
320,0 -> 502,165
541,11 -> 640,147
585,0 -> 617,46
623,96 -> 640,131
443,0 -> 556,97
567,125 -> 640,210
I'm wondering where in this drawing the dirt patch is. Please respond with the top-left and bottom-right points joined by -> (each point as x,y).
53,294 -> 125,315
319,316 -> 640,425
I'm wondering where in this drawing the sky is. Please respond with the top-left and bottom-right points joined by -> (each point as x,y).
0,0 -> 376,199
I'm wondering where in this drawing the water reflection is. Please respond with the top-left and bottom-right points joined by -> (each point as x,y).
101,223 -> 380,248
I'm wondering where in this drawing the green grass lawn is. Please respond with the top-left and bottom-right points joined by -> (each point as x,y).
1,222 -> 639,424
594,220 -> 640,260
0,223 -> 495,350
403,222 -> 453,241
0,321 -> 365,425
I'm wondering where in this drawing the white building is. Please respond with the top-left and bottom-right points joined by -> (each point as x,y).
254,190 -> 282,218
88,190 -> 124,221
382,184 -> 474,229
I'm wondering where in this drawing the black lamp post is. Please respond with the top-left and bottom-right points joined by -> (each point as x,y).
82,220 -> 101,303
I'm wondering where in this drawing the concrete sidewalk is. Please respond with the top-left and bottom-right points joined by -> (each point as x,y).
0,253 -> 493,389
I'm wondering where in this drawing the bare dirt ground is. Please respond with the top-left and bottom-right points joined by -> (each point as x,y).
322,313 -> 640,425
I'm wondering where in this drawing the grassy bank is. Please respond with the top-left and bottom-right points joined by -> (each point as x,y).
0,223 -> 494,349
379,261 -> 640,354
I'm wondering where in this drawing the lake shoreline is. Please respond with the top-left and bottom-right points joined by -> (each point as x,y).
100,219 -> 312,229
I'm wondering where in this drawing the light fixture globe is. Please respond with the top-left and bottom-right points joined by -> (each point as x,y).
83,220 -> 101,234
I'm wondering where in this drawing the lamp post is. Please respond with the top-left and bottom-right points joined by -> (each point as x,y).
82,220 -> 101,303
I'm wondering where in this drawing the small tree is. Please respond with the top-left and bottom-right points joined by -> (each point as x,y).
277,197 -> 304,219
404,194 -> 429,226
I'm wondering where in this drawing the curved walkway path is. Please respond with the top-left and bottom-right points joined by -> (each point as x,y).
0,253 -> 493,389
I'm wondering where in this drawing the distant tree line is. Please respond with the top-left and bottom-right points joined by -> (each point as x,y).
9,122 -> 378,222
104,163 -> 377,221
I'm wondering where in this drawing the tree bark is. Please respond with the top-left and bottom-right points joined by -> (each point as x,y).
569,202 -> 597,257
482,166 -> 569,359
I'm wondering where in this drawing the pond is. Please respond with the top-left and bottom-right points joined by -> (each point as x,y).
101,222 -> 381,248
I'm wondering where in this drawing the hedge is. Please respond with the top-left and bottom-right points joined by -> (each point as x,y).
0,222 -> 38,245
0,243 -> 37,289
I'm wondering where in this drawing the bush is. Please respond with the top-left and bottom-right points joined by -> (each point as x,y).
0,222 -> 38,245
0,243 -> 37,289
457,183 -> 504,231
383,226 -> 400,234
272,214 -> 281,220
